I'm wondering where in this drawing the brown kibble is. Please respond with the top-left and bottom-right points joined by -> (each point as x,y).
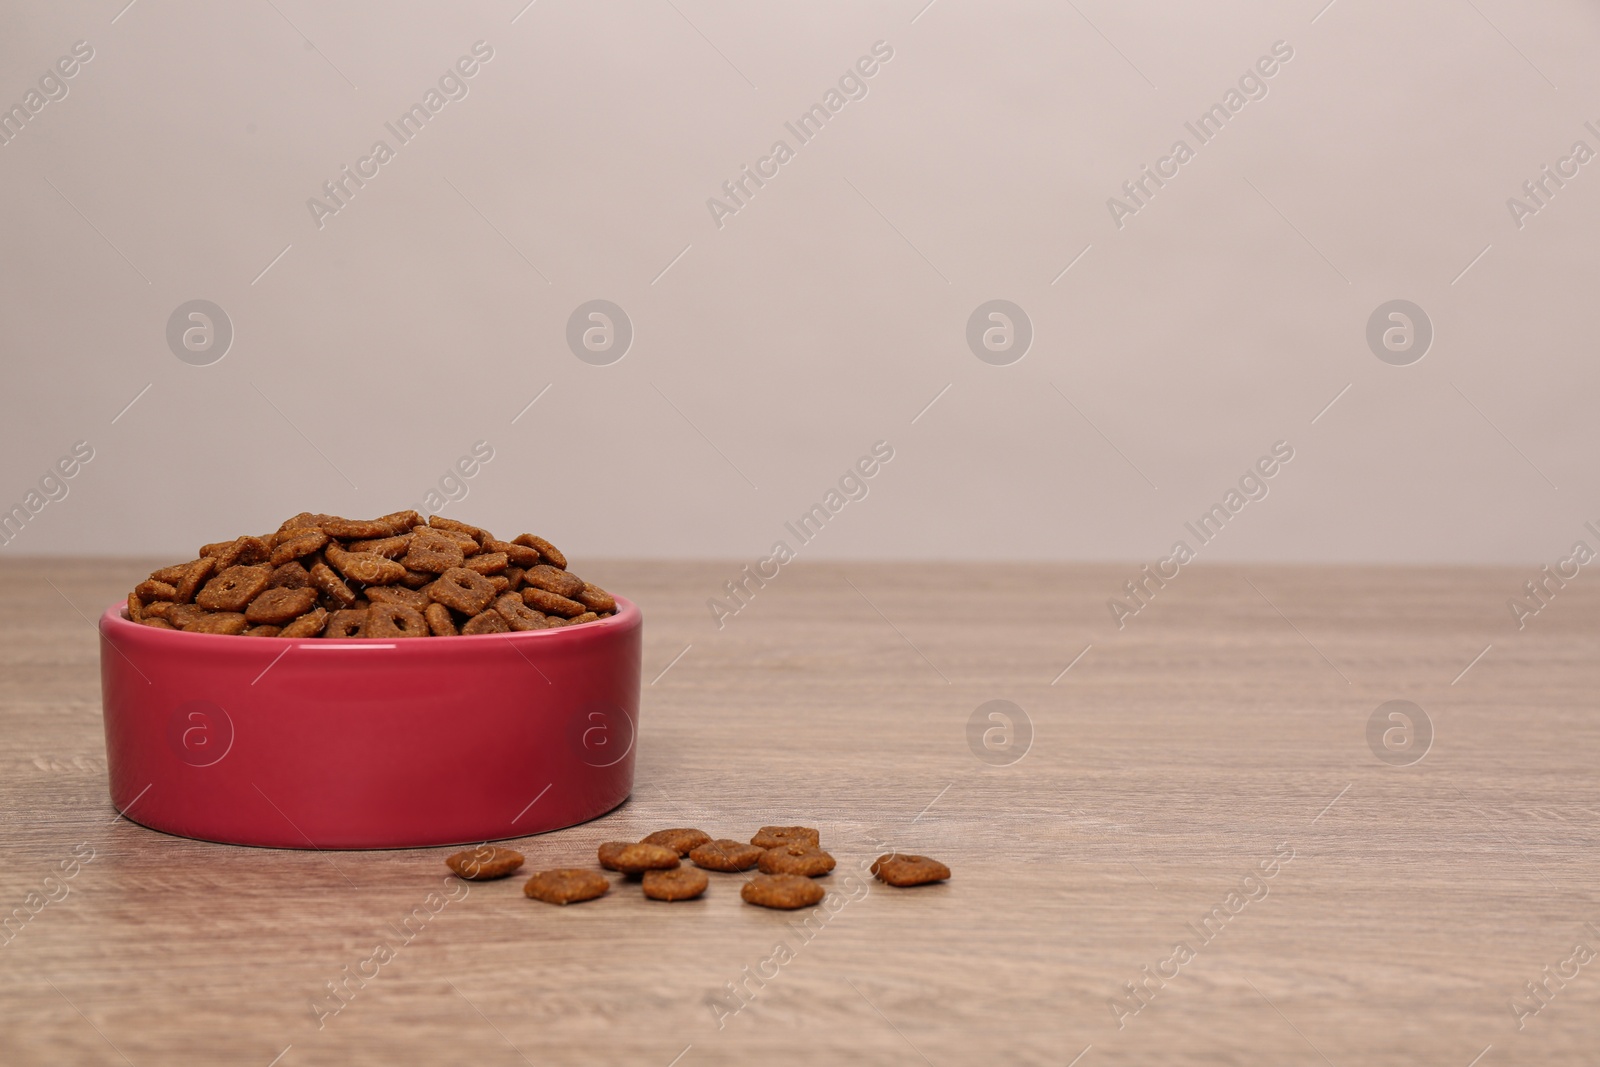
278,607 -> 328,638
445,845 -> 524,880
173,556 -> 217,604
523,565 -> 584,599
363,602 -> 428,638
524,869 -> 609,905
182,612 -> 249,635
244,586 -> 318,624
167,604 -> 207,630
399,570 -> 432,589
348,534 -> 411,558
521,586 -> 585,618
140,617 -> 176,630
741,874 -> 825,910
366,586 -> 430,613
269,529 -> 328,566
196,565 -> 271,612
324,609 -> 367,639
463,551 -> 509,576
751,826 -> 820,850
576,582 -> 616,614
461,610 -> 509,635
423,602 -> 458,636
487,539 -> 540,568
205,536 -> 271,569
758,844 -> 836,878
642,829 -> 712,856
428,515 -> 491,545
267,561 -> 310,590
326,543 -> 406,586
429,567 -> 497,616
513,534 -> 565,569
642,867 -> 709,902
149,563 -> 191,583
134,579 -> 177,603
142,601 -> 174,619
319,517 -> 394,540
568,612 -> 600,625
871,854 -> 951,887
402,530 -> 466,574
688,840 -> 765,872
277,512 -> 325,533
597,842 -> 680,874
376,510 -> 423,533
245,624 -> 282,637
308,561 -> 358,608
492,592 -> 548,631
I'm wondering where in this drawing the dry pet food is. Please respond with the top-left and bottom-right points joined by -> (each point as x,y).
597,842 -> 680,874
642,866 -> 709,901
688,839 -> 765,872
124,511 -> 617,638
757,843 -> 836,878
751,826 -> 820,850
741,874 -> 826,910
870,854 -> 951,887
524,868 -> 610,905
641,829 -> 712,856
445,845 -> 525,881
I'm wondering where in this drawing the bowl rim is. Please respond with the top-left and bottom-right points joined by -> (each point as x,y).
100,593 -> 638,648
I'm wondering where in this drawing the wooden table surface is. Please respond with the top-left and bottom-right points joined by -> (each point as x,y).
2,558 -> 1597,1066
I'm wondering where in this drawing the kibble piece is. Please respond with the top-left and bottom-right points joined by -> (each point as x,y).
541,615 -> 571,628
376,509 -> 423,533
522,586 -> 586,618
430,567 -> 497,616
269,529 -> 328,566
643,866 -> 709,901
363,602 -> 428,638
142,601 -> 174,619
167,603 -> 208,630
460,610 -> 509,635
423,602 -> 458,636
207,535 -> 271,569
319,516 -> 393,540
513,534 -> 565,569
196,565 -> 272,612
267,561 -> 310,590
759,844 -> 836,878
445,845 -> 525,880
324,608 -> 368,639
348,534 -> 411,559
689,840 -> 765,872
244,586 -> 318,624
741,874 -> 825,910
870,854 -> 951,887
487,539 -> 540,568
326,543 -> 406,586
642,829 -> 712,856
140,617 -> 176,630
173,556 -> 217,603
463,551 -> 509,576
568,612 -> 600,625
428,515 -> 491,544
751,826 -> 820,850
183,612 -> 249,635
149,563 -> 191,583
492,592 -> 548,631
597,842 -> 680,874
278,607 -> 328,638
399,570 -> 432,590
134,579 -> 178,602
402,530 -> 466,574
523,565 -> 585,599
366,585 -> 430,612
308,561 -> 358,608
576,582 -> 617,613
126,592 -> 144,623
524,869 -> 609,905
245,624 -> 282,637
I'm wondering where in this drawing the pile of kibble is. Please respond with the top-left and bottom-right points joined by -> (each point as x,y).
445,827 -> 950,908
125,510 -> 616,638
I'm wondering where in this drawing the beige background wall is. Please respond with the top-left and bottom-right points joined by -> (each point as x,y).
1,0 -> 1596,562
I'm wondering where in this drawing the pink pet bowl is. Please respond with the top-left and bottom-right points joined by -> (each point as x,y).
97,597 -> 641,849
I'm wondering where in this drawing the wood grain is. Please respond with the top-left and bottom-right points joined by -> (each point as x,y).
1,558 -> 1598,1066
